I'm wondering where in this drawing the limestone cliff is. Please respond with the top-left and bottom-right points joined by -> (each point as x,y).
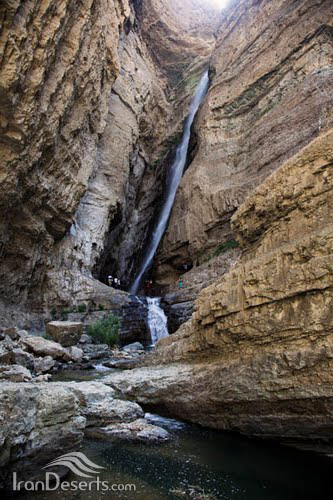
106,129 -> 333,450
0,0 -> 220,321
0,0 -> 130,314
156,0 -> 333,286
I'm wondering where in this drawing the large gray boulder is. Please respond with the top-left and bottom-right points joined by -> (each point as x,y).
19,336 -> 68,359
46,321 -> 83,347
19,336 -> 81,363
0,383 -> 86,490
55,381 -> 143,427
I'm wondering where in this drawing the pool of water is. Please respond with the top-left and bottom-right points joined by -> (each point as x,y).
51,366 -> 117,382
22,413 -> 333,500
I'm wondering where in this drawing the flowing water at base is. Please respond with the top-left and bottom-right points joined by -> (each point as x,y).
22,411 -> 333,500
147,297 -> 169,345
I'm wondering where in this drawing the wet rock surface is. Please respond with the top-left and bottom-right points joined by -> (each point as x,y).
86,418 -> 171,443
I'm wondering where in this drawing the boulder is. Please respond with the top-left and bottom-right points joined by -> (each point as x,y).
63,346 -> 83,363
3,327 -> 19,341
56,381 -> 143,427
79,334 -> 93,344
86,418 -> 170,443
0,383 -> 85,489
19,336 -> 68,360
11,348 -> 35,369
17,330 -> 29,338
46,321 -> 84,347
122,342 -> 144,353
34,356 -> 56,374
0,364 -> 32,382
2,335 -> 15,350
81,344 -> 109,361
0,344 -> 11,364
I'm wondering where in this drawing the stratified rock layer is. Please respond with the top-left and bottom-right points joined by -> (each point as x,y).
0,0 -> 220,319
105,131 -> 333,450
0,0 -> 130,308
157,0 -> 333,283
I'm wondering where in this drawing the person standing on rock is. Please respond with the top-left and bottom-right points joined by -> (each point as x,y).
179,276 -> 184,290
108,275 -> 113,287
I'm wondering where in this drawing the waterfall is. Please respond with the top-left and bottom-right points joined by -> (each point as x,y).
147,297 -> 169,345
130,70 -> 210,294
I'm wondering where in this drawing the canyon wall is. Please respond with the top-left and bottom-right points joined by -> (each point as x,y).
0,0 -> 130,314
156,0 -> 333,286
0,0 -> 220,321
107,129 -> 333,450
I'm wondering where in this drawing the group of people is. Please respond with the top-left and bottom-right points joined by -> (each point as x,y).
108,275 -> 121,288
145,279 -> 153,290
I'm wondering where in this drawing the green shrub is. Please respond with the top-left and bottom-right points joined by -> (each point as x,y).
212,240 -> 239,258
87,314 -> 121,347
98,304 -> 105,311
77,303 -> 87,313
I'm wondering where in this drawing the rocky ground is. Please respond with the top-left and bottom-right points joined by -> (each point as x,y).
0,321 -> 148,383
0,320 -> 170,491
0,380 -> 170,491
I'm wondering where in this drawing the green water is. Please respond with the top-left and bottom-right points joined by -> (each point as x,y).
22,413 -> 333,500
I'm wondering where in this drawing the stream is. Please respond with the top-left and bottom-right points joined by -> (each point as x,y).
22,373 -> 333,500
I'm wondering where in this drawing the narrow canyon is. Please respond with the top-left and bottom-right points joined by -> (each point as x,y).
0,0 -> 333,497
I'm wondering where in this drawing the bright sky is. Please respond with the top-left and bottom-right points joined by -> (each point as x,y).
207,0 -> 230,9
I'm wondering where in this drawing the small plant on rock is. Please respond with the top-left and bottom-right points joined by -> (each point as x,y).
87,314 -> 121,347
77,303 -> 87,313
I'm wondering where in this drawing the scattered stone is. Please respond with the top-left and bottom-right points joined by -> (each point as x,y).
86,418 -> 170,443
0,364 -> 32,382
122,341 -> 144,353
19,336 -> 68,360
81,344 -> 109,361
79,334 -> 93,344
103,358 -> 142,369
34,356 -> 56,374
0,344 -> 11,364
17,330 -> 29,339
46,321 -> 84,347
11,348 -> 35,369
33,374 -> 52,382
3,327 -> 19,341
3,335 -> 15,350
64,346 -> 83,363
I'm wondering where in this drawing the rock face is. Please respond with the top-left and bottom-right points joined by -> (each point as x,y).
0,0 -> 130,310
105,131 -> 333,451
0,0 -> 220,322
156,0 -> 333,284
